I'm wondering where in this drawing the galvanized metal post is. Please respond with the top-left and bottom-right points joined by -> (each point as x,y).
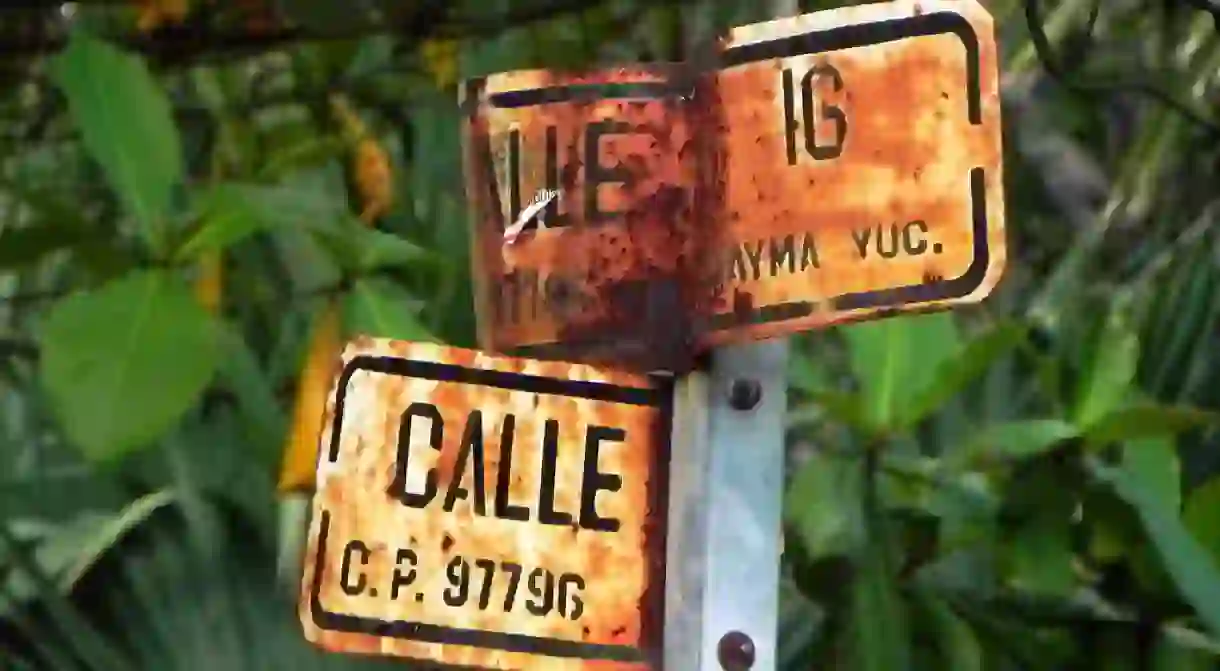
664,339 -> 790,670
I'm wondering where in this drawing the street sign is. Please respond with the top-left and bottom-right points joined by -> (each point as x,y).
299,338 -> 672,669
460,0 -> 1006,365
460,66 -> 714,373
699,0 -> 1006,344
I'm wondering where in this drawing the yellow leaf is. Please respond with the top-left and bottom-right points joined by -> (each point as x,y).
193,251 -> 222,315
327,94 -> 367,144
353,138 -> 393,223
420,39 -> 459,90
277,299 -> 343,493
136,0 -> 190,32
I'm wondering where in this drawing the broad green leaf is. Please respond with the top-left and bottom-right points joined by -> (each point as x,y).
843,312 -> 960,431
1122,437 -> 1181,513
784,451 -> 865,561
958,419 -> 1079,469
1008,514 -> 1075,597
925,595 -> 984,671
789,389 -> 871,433
311,224 -> 430,274
1082,404 -> 1219,445
50,33 -> 183,253
38,270 -> 219,461
1088,457 -> 1220,638
173,185 -> 276,260
1073,308 -> 1139,427
344,278 -> 435,342
1184,477 -> 1220,566
903,322 -> 1027,427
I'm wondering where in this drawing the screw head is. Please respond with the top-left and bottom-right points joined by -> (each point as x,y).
717,630 -> 756,670
727,378 -> 762,411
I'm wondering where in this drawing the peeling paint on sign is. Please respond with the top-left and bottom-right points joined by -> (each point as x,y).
699,0 -> 1007,345
460,66 -> 718,374
299,338 -> 671,669
461,0 -> 1006,370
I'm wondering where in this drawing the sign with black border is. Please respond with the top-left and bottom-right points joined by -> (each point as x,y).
300,339 -> 670,669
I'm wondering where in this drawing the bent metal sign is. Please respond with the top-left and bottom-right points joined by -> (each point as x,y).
461,0 -> 1006,372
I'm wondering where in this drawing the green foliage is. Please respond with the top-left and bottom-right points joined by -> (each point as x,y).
50,34 -> 184,255
1,0 -> 1219,670
37,271 -> 219,462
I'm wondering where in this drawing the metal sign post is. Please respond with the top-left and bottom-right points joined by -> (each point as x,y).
297,1 -> 1006,669
665,340 -> 790,671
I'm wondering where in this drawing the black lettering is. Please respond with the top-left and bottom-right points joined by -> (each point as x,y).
729,246 -> 749,283
340,540 -> 370,596
390,549 -> 417,600
537,419 -> 575,526
800,233 -> 820,270
744,240 -> 764,281
443,410 -> 487,514
557,573 -> 586,620
851,228 -> 871,259
444,557 -> 470,607
474,558 -> 496,610
501,562 -> 524,611
902,220 -> 928,255
508,129 -> 522,225
494,414 -> 530,522
525,568 -> 555,616
783,64 -> 848,164
769,234 -> 796,276
584,120 -> 633,224
877,224 -> 900,259
388,403 -> 442,508
579,425 -> 624,532
543,126 -> 570,226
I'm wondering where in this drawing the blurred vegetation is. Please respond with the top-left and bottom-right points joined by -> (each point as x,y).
0,0 -> 1218,669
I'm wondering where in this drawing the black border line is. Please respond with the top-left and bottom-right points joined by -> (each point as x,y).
463,10 -> 994,338
309,354 -> 668,662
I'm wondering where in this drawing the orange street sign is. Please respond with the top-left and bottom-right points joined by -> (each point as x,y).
700,0 -> 1006,345
299,338 -> 672,669
460,66 -> 714,374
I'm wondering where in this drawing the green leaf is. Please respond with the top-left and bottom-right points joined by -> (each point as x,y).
50,33 -> 183,253
173,185 -> 274,260
784,451 -> 865,561
37,270 -> 219,461
842,312 -> 960,432
1008,514 -> 1076,597
958,419 -> 1079,469
1073,308 -> 1140,427
1088,457 -> 1220,638
847,498 -> 912,671
790,389 -> 871,432
344,278 -> 435,342
311,224 -> 430,274
1,490 -> 175,614
1184,477 -> 1220,567
925,595 -> 984,671
902,322 -> 1026,427
1082,404 -> 1219,445
1122,437 -> 1181,513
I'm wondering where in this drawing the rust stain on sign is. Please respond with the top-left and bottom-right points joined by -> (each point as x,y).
699,0 -> 1007,344
460,66 -> 720,374
299,338 -> 671,670
461,0 -> 1006,368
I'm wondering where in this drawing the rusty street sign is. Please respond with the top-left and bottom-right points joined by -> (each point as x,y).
460,0 -> 1006,367
299,338 -> 672,669
699,0 -> 1007,344
460,66 -> 719,373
